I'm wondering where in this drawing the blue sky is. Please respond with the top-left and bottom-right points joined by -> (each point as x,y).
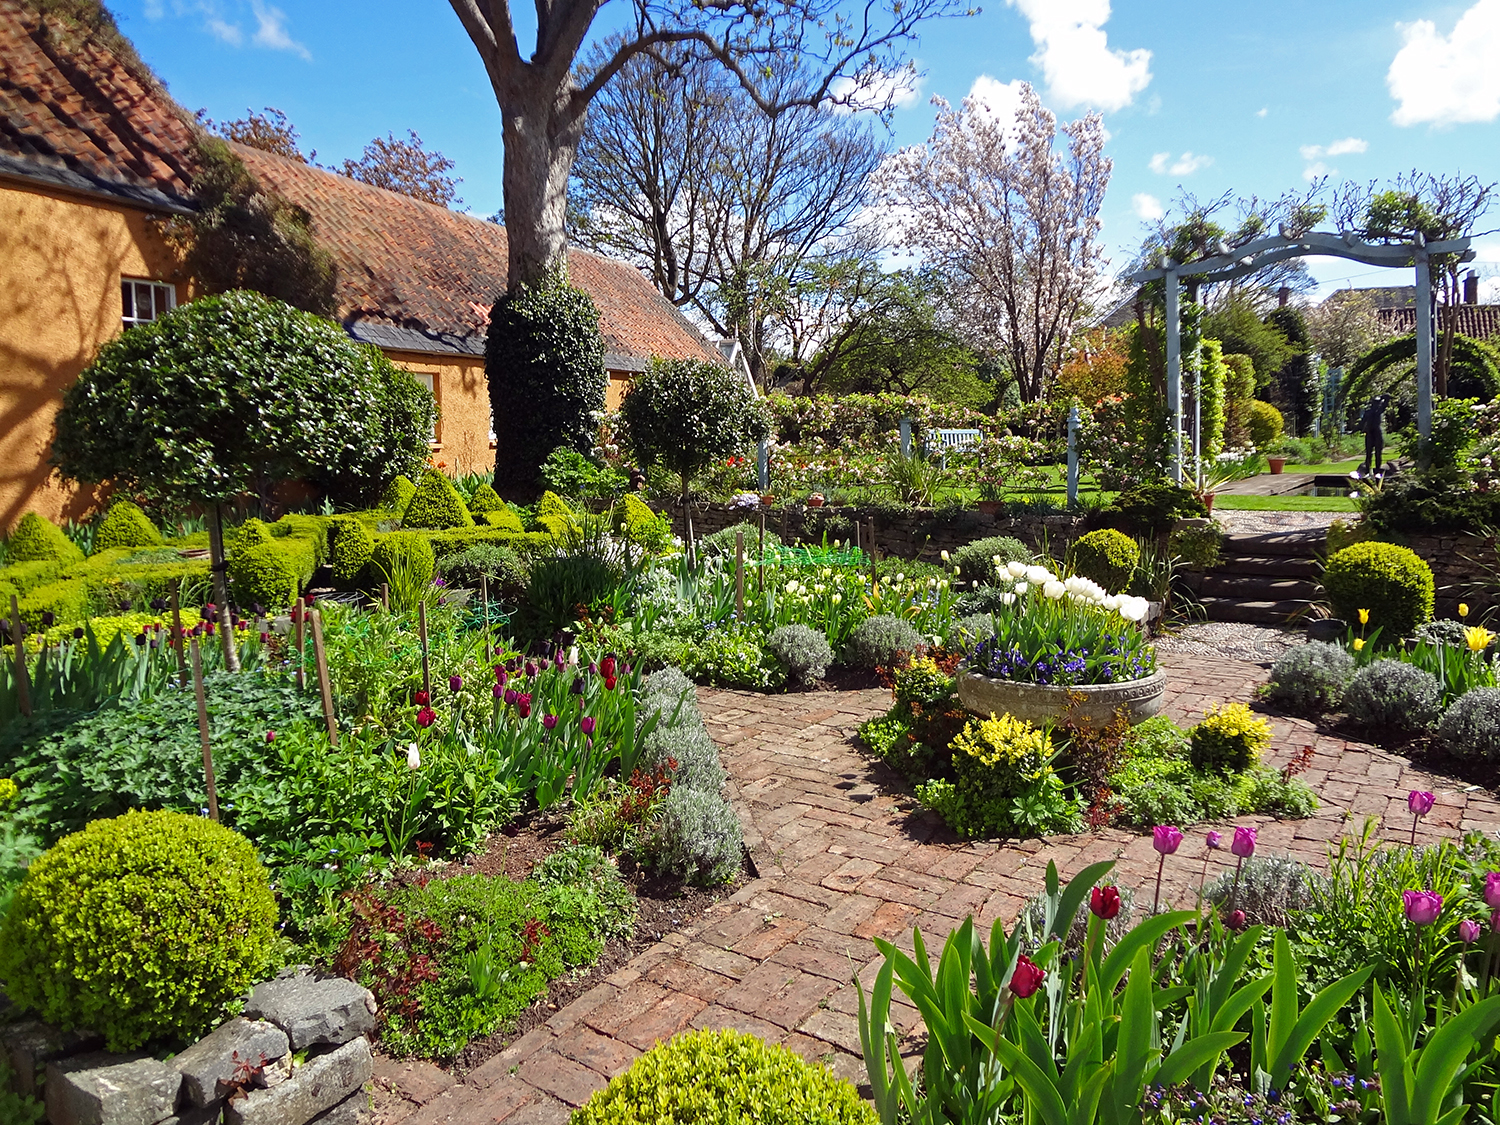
113,0 -> 1500,298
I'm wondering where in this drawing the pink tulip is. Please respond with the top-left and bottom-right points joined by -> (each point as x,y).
1408,790 -> 1436,816
1484,872 -> 1500,908
1206,831 -> 1222,850
1403,890 -> 1444,927
580,716 -> 596,736
1492,907 -> 1500,933
1231,826 -> 1257,858
1459,920 -> 1482,944
1153,826 -> 1184,855
1226,909 -> 1247,931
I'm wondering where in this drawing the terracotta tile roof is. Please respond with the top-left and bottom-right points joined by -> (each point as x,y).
1378,304 -> 1500,342
233,143 -> 722,367
0,0 -> 197,209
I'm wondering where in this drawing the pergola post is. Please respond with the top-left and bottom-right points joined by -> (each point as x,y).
1414,238 -> 1434,457
1164,262 -> 1182,483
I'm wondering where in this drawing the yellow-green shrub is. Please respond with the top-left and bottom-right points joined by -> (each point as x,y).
17,579 -> 91,632
226,519 -> 327,610
380,474 -> 416,515
92,501 -> 161,553
615,495 -> 673,551
1068,528 -> 1140,593
27,609 -> 204,652
229,518 -> 273,555
6,513 -> 83,565
571,1029 -> 876,1125
468,482 -> 504,516
483,507 -> 525,532
1188,702 -> 1271,773
328,516 -> 375,585
1322,541 -> 1434,638
0,560 -> 65,604
1247,400 -> 1284,449
402,469 -> 474,530
0,810 -> 276,1051
370,531 -> 436,590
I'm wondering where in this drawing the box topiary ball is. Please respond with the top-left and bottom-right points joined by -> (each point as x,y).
0,810 -> 276,1051
1068,528 -> 1141,594
1323,541 -> 1435,639
93,500 -> 162,553
6,512 -> 84,565
228,541 -> 300,609
572,1028 -> 875,1125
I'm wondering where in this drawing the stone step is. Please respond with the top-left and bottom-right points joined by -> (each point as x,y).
1219,530 -> 1327,559
1208,554 -> 1323,579
1190,574 -> 1321,600
1196,596 -> 1315,625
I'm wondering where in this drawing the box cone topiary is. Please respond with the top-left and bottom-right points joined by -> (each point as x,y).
328,516 -> 375,585
380,474 -> 417,515
0,810 -> 276,1051
1068,528 -> 1141,594
402,469 -> 475,530
535,490 -> 579,540
1323,541 -> 1435,639
483,506 -> 525,532
468,482 -> 504,516
6,512 -> 84,564
92,500 -> 161,553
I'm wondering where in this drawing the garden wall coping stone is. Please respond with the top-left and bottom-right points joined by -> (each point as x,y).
222,1036 -> 371,1125
243,971 -> 377,1050
1,1019 -> 104,1096
172,1019 -> 290,1107
44,1052 -> 182,1125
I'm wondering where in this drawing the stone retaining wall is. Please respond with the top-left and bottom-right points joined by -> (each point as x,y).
1404,532 -> 1498,619
2,969 -> 377,1125
664,501 -> 1086,562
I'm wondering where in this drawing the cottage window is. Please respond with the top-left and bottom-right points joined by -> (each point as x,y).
121,279 -> 175,326
412,371 -> 439,444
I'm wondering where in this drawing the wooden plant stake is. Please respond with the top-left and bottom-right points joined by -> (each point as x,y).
380,582 -> 390,612
293,598 -> 306,691
9,595 -> 30,718
170,579 -> 188,687
418,600 -> 432,699
757,512 -> 766,592
310,608 -> 339,746
869,519 -> 878,589
735,530 -> 745,621
188,638 -> 219,822
480,574 -> 491,658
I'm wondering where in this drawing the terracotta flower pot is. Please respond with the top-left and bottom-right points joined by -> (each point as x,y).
760,495 -> 776,506
1268,457 -> 1286,475
1202,492 -> 1215,513
806,494 -> 825,508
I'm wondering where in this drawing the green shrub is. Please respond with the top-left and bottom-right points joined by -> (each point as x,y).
766,624 -> 833,687
1169,524 -> 1223,570
535,845 -> 637,944
641,787 -> 743,885
1343,659 -> 1442,735
381,474 -> 417,515
403,469 -> 475,530
0,560 -> 64,602
1325,517 -> 1372,556
328,516 -> 376,585
468,483 -> 504,517
1188,702 -> 1271,774
951,535 -> 1030,587
483,506 -> 526,533
369,533 -> 437,601
572,1029 -> 876,1125
1323,541 -> 1435,638
844,614 -> 925,670
1068,528 -> 1140,594
685,627 -> 785,691
6,512 -> 83,565
439,544 -> 529,600
516,554 -> 620,644
92,501 -> 161,553
1265,642 -> 1356,715
534,490 -> 580,541
915,713 -> 1080,838
229,536 -> 318,610
487,283 -> 608,492
16,578 -> 92,632
1101,481 -> 1207,537
0,810 -> 276,1050
1437,688 -> 1500,760
616,495 -> 674,553
1247,400 -> 1285,449
540,446 -> 625,501
230,517 -> 273,555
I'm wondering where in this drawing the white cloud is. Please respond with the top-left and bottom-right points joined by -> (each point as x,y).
1256,107 -> 1268,118
1006,0 -> 1152,112
1298,137 -> 1366,181
143,0 -> 165,17
1389,0 -> 1500,126
967,75 -> 1030,124
830,68 -> 922,114
1148,150 -> 1211,176
1132,193 -> 1164,221
250,1 -> 310,59
1302,160 -> 1330,182
1326,137 -> 1368,157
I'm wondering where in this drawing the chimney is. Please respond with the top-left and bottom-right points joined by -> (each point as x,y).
1276,286 -> 1291,307
1465,270 -> 1480,305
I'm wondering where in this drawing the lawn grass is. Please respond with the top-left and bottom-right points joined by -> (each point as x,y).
1281,458 -> 1362,476
1214,494 -> 1359,512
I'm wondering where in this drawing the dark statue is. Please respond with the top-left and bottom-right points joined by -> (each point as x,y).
1360,395 -> 1389,476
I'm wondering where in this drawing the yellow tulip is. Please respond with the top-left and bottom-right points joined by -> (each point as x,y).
1358,608 -> 1370,625
1466,626 -> 1494,653
1353,638 -> 1365,651
1460,603 -> 1471,618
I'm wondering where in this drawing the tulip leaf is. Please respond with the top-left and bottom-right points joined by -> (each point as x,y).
1410,994 -> 1500,1124
1099,910 -> 1195,994
1270,963 -> 1374,1089
1156,1031 -> 1247,1089
1050,860 -> 1117,942
1374,985 -> 1417,1125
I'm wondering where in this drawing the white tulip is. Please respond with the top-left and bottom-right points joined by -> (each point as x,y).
406,743 -> 421,771
1025,565 -> 1052,584
832,593 -> 842,604
1118,596 -> 1150,622
1006,560 -> 1028,578
1001,592 -> 1017,605
1014,582 -> 1030,595
941,550 -> 951,562
1043,580 -> 1066,599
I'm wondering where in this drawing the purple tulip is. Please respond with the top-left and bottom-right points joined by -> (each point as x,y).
581,716 -> 596,736
449,674 -> 463,693
1403,890 -> 1444,927
1408,790 -> 1436,816
543,714 -> 558,731
1486,872 -> 1500,908
504,689 -> 518,705
525,662 -> 536,678
1153,826 -> 1184,855
1226,910 -> 1247,931
1460,920 -> 1482,944
265,730 -> 276,743
1206,830 -> 1222,850
493,683 -> 504,699
1231,826 -> 1257,858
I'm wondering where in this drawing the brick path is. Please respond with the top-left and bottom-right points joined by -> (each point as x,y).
377,652 -> 1500,1123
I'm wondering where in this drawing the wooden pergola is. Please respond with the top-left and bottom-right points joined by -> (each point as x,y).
1128,230 -> 1475,482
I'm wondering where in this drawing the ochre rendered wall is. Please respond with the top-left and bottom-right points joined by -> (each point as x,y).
385,351 -> 495,476
0,181 -> 182,532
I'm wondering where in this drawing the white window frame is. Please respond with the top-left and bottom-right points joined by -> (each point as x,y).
121,278 -> 175,327
411,372 -> 439,444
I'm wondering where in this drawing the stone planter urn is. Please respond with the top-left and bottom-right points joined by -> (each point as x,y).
956,666 -> 1168,727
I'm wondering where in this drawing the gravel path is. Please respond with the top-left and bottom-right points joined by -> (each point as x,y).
1155,621 -> 1304,666
1214,509 -> 1344,536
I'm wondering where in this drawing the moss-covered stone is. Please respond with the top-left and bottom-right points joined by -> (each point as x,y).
402,470 -> 475,530
7,512 -> 84,565
92,501 -> 162,553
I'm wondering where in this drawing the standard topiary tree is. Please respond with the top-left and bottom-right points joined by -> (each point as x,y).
0,810 -> 276,1050
486,282 -> 607,493
92,500 -> 162,553
5,512 -> 84,564
51,290 -> 435,667
1068,528 -> 1141,594
1323,541 -> 1435,638
402,469 -> 475,530
619,358 -> 769,549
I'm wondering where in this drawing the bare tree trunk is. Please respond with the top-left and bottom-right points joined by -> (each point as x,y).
500,85 -> 586,290
207,504 -> 240,672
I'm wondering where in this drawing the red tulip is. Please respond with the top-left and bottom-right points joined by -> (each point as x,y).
1090,885 -> 1121,920
1010,955 -> 1045,999
413,690 -> 430,707
416,706 -> 436,728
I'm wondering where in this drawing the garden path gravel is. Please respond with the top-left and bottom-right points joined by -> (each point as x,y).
373,651 -> 1500,1124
